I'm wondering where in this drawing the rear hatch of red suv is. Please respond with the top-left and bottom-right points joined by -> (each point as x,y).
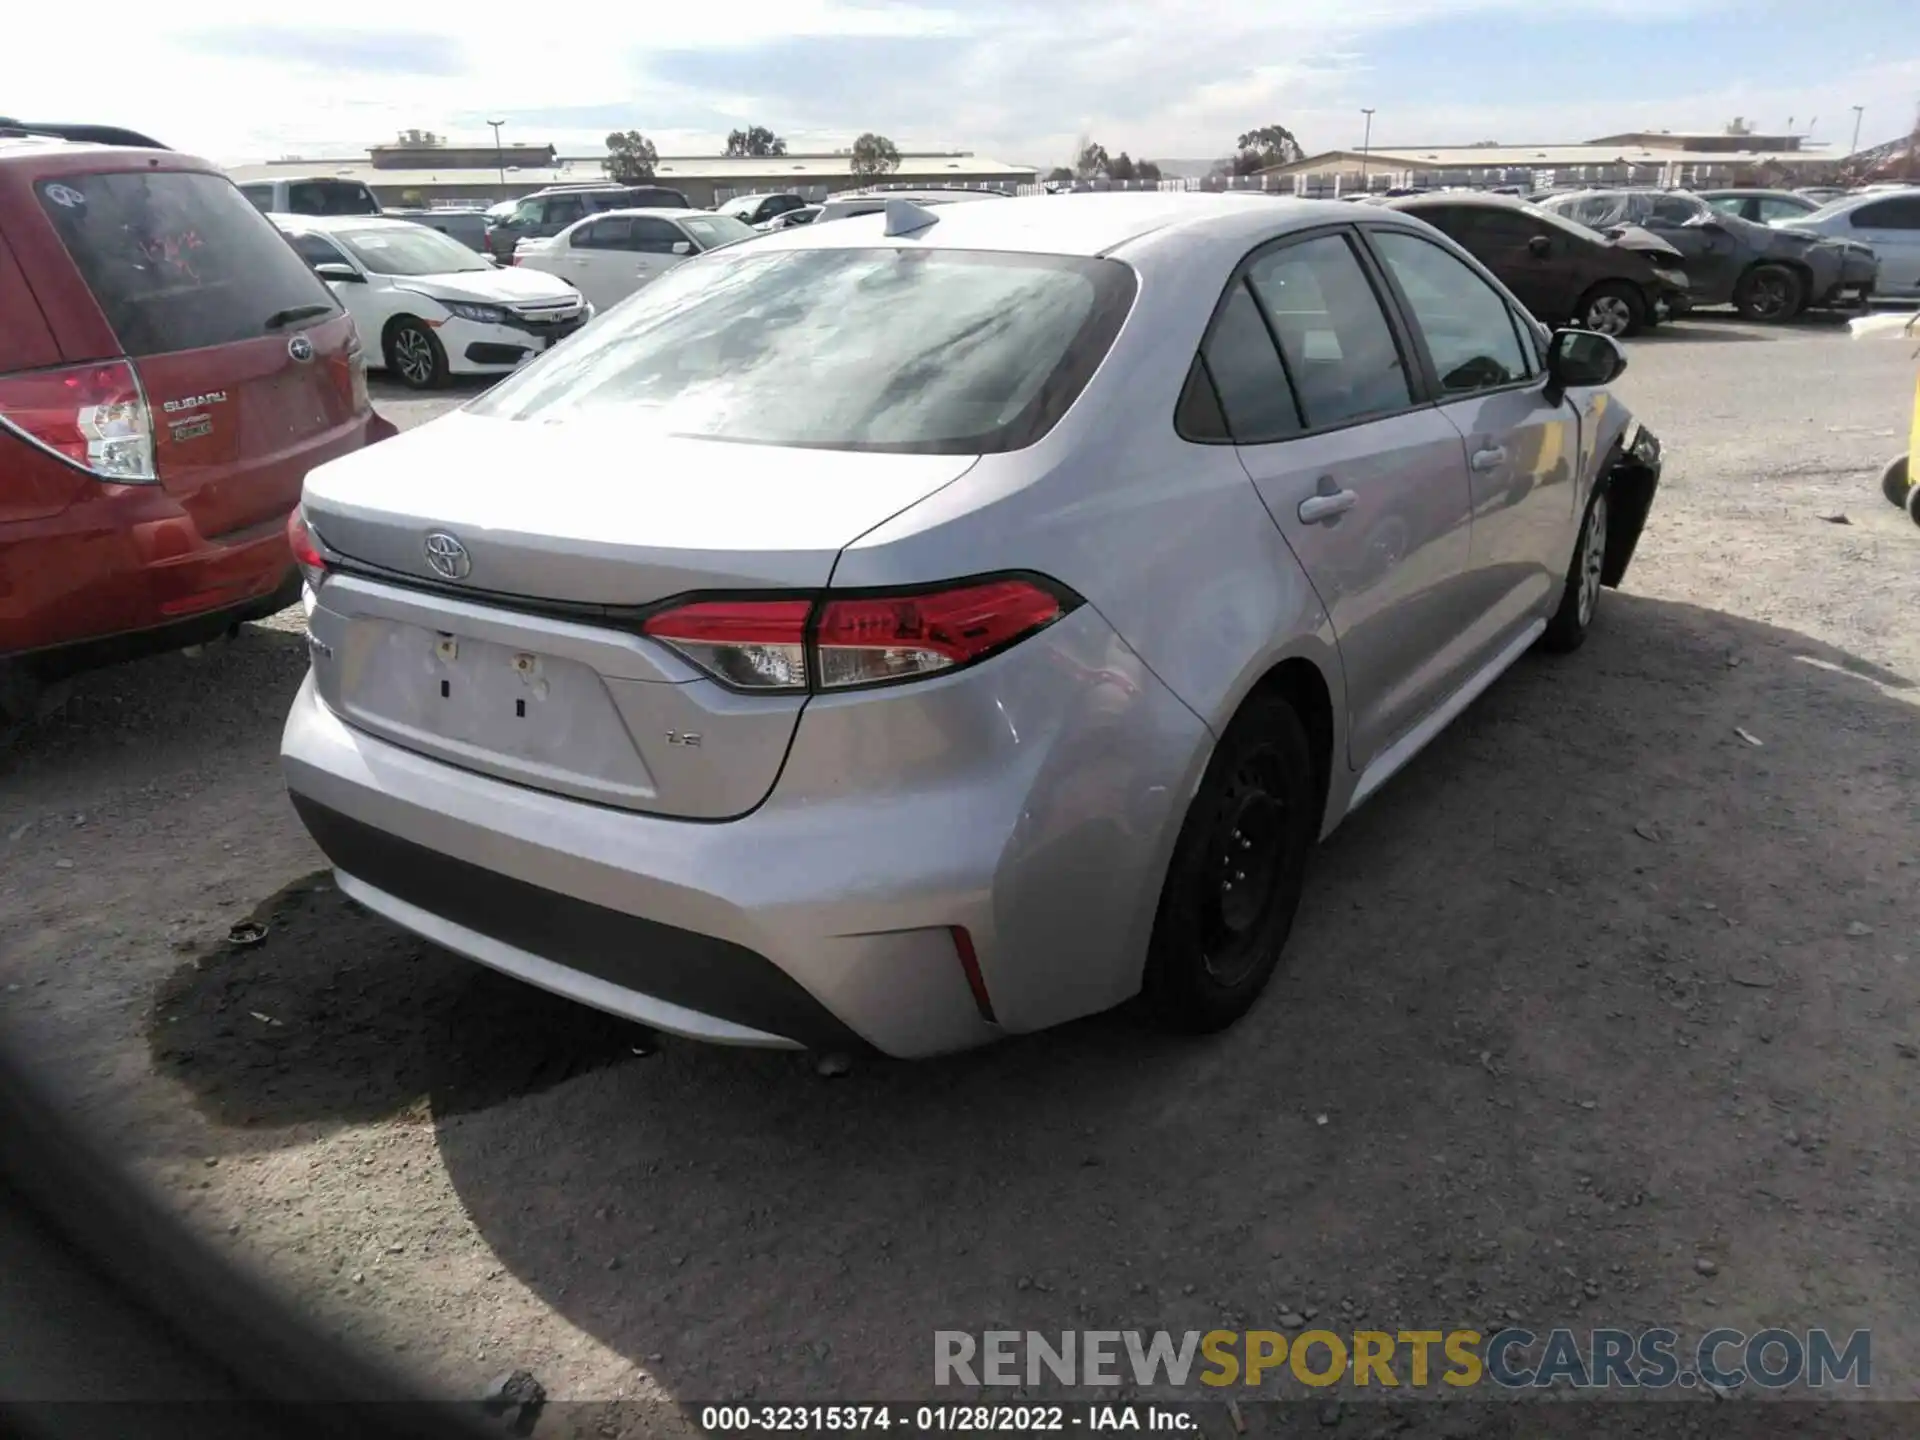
0,149 -> 371,554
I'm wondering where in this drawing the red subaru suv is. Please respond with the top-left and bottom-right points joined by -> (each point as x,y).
0,125 -> 394,718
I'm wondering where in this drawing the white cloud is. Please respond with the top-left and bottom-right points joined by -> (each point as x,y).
1,0 -> 1912,166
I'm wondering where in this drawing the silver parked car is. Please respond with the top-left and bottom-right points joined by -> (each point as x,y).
1774,188 -> 1920,302
281,193 -> 1664,1057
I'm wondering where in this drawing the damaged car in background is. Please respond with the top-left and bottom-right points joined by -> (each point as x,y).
1535,188 -> 1876,321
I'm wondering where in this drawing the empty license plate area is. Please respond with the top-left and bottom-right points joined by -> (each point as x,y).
330,616 -> 661,806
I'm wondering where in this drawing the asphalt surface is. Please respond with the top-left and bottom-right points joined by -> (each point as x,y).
2,311 -> 1918,1430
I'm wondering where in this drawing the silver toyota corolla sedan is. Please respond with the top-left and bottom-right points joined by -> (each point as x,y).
281,192 -> 1664,1058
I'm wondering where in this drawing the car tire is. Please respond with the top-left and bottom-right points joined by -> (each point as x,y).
1733,264 -> 1805,323
1576,281 -> 1646,338
384,318 -> 449,390
1879,453 -> 1910,510
1542,477 -> 1612,653
1139,693 -> 1319,1034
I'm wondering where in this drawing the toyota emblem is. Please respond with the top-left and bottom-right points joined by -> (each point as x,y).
287,335 -> 315,363
423,532 -> 471,581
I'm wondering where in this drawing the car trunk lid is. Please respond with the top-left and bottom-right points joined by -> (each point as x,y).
300,411 -> 977,818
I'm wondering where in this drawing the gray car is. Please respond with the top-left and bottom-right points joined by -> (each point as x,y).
1774,188 -> 1920,302
1536,188 -> 1873,319
281,193 -> 1663,1057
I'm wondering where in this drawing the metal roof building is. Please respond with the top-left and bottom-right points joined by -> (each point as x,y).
225,147 -> 1037,209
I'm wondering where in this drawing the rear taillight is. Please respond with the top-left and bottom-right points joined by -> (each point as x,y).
287,509 -> 328,591
346,337 -> 371,412
640,576 -> 1075,694
0,358 -> 155,482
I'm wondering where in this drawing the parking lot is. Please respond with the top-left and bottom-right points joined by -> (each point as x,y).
3,312 -> 1919,1419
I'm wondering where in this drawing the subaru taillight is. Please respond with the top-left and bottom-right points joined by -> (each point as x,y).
0,359 -> 156,482
345,337 -> 370,412
640,576 -> 1076,694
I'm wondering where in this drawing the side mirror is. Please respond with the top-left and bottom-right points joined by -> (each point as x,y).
1527,235 -> 1553,259
1546,328 -> 1627,392
313,262 -> 363,284
671,240 -> 694,255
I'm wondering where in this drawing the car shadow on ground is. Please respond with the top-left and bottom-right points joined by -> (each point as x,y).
140,590 -> 1920,1407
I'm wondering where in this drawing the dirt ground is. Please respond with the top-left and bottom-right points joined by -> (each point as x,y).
3,313 -> 1919,1427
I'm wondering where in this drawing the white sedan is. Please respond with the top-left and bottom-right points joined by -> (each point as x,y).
512,207 -> 758,313
272,215 -> 592,389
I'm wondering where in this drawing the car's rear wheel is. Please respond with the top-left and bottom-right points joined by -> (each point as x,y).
1879,454 -> 1911,510
1734,264 -> 1805,323
1140,694 -> 1319,1034
1576,281 -> 1645,338
1542,479 -> 1611,653
384,318 -> 449,390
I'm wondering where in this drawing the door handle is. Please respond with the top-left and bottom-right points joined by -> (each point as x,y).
1470,446 -> 1507,472
1298,487 -> 1358,524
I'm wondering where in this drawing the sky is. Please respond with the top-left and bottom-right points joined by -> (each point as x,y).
3,0 -> 1915,168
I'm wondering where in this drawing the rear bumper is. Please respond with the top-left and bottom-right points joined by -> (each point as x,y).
280,603 -> 1210,1058
1,482 -> 300,666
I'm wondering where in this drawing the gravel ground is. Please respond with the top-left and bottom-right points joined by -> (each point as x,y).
3,316 -> 1919,1427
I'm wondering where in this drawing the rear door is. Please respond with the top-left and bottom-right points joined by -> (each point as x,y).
561,216 -> 637,310
23,165 -> 368,540
1364,225 -> 1577,663
1215,227 -> 1479,768
1848,197 -> 1920,296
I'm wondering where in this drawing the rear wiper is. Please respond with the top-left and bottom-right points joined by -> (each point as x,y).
264,303 -> 334,331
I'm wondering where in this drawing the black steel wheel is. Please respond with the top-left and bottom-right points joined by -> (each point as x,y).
1141,693 -> 1318,1033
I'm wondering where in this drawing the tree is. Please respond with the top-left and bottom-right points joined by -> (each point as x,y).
1046,165 -> 1074,184
603,130 -> 658,182
1724,116 -> 1754,136
1108,151 -> 1137,182
725,125 -> 787,158
1073,138 -> 1111,180
1232,122 -> 1304,175
1135,159 -> 1162,182
850,132 -> 901,180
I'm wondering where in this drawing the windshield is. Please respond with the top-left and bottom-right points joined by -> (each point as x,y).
334,225 -> 491,275
466,246 -> 1137,454
680,214 -> 757,249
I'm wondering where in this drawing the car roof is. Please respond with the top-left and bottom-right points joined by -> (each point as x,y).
1384,192 -> 1527,210
269,214 -> 424,234
572,207 -> 702,222
747,190 -> 1377,259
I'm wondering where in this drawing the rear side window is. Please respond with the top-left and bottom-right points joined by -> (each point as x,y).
35,171 -> 339,357
239,184 -> 275,213
1196,281 -> 1301,443
1244,234 -> 1412,429
467,247 -> 1138,455
572,217 -> 630,250
1854,198 -> 1920,229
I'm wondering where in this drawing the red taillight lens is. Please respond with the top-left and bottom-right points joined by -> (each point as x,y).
287,509 -> 328,589
639,577 -> 1073,694
641,599 -> 812,691
0,359 -> 156,482
815,579 -> 1065,690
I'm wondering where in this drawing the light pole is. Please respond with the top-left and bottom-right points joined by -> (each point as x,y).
488,118 -> 506,184
1849,105 -> 1864,155
1359,108 -> 1376,187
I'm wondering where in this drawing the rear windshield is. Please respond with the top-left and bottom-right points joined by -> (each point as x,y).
288,180 -> 381,217
466,247 -> 1137,454
36,170 -> 341,357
